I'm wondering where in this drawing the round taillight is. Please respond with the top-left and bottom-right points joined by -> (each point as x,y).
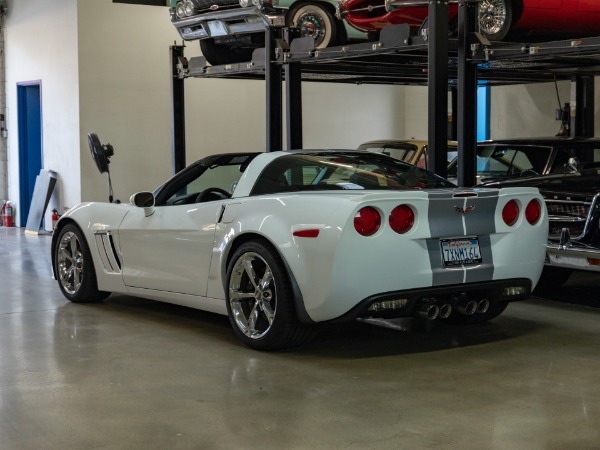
354,207 -> 381,236
525,199 -> 542,225
502,200 -> 519,226
389,204 -> 415,234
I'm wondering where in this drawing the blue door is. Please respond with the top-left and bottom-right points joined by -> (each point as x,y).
17,83 -> 42,226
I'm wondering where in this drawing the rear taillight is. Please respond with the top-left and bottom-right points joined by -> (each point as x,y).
354,207 -> 381,236
389,205 -> 415,234
502,200 -> 519,226
525,199 -> 542,225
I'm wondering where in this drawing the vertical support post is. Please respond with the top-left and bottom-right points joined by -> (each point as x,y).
457,0 -> 478,187
266,28 -> 283,152
285,28 -> 303,150
570,75 -> 595,138
170,45 -> 186,175
427,0 -> 449,178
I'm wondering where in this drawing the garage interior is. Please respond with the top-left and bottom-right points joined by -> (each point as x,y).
2,0 -> 600,448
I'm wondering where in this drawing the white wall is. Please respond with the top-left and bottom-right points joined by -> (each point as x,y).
4,0 -> 80,228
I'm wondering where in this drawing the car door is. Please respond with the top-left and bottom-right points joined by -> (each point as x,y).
117,154 -> 255,297
118,202 -> 222,297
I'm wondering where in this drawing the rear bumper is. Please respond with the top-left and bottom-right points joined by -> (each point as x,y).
333,278 -> 532,321
172,7 -> 285,40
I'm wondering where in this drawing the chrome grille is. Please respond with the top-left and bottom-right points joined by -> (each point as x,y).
545,200 -> 591,237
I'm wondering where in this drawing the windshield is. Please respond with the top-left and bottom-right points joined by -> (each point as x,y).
251,152 -> 454,195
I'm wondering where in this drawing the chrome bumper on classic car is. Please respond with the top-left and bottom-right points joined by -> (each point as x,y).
172,7 -> 285,40
545,243 -> 600,272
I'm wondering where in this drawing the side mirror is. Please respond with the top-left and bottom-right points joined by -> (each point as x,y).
130,192 -> 155,217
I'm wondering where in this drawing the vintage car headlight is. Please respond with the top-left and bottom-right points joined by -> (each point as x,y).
184,0 -> 195,16
176,1 -> 187,18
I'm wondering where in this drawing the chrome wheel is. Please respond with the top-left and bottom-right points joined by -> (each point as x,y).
57,231 -> 84,295
290,3 -> 336,49
228,252 -> 276,340
478,0 -> 508,36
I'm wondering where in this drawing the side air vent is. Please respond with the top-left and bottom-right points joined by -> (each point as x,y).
94,230 -> 122,274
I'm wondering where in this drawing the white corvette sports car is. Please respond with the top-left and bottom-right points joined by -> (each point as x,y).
52,149 -> 548,350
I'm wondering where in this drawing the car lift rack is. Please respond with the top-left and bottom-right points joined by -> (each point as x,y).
169,1 -> 600,187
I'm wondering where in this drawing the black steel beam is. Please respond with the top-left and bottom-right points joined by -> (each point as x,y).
457,0 -> 478,187
170,45 -> 186,174
427,0 -> 449,178
265,28 -> 283,152
571,75 -> 595,138
285,28 -> 303,150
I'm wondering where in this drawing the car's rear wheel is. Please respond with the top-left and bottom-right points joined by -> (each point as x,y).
478,0 -> 513,41
226,240 -> 315,350
199,39 -> 255,66
55,224 -> 110,303
288,2 -> 339,48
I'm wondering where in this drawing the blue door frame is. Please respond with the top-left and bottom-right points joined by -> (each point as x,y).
17,82 -> 43,226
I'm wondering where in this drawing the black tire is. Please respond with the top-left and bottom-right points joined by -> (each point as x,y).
532,266 -> 573,296
478,0 -> 513,41
225,240 -> 315,350
199,39 -> 255,66
54,224 -> 110,303
287,2 -> 339,48
443,301 -> 508,324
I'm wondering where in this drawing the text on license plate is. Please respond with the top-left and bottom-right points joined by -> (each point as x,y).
440,237 -> 482,267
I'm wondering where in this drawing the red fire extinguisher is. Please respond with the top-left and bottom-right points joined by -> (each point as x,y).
52,209 -> 59,230
1,201 -> 15,227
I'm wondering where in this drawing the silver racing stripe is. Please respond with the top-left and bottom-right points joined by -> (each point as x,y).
426,190 -> 499,286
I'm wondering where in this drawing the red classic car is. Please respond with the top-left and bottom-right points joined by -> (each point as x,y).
338,0 -> 600,41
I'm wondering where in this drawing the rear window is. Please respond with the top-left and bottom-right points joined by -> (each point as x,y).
251,152 -> 454,196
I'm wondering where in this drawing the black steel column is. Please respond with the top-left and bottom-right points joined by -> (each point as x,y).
285,28 -> 303,150
427,0 -> 449,178
170,45 -> 186,174
266,28 -> 283,152
457,0 -> 478,187
570,75 -> 595,138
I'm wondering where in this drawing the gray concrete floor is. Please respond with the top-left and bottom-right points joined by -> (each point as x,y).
2,226 -> 600,449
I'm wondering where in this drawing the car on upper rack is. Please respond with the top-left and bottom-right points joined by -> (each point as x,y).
337,0 -> 600,42
170,0 -> 366,66
359,137 -> 600,184
52,144 -> 548,350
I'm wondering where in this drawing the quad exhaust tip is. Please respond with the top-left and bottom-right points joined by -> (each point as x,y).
439,303 -> 452,319
416,303 -> 440,320
457,300 -> 478,316
477,299 -> 490,314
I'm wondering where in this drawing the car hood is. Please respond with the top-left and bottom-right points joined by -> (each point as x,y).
481,171 -> 600,200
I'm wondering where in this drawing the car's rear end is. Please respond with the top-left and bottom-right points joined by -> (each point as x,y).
290,187 -> 547,322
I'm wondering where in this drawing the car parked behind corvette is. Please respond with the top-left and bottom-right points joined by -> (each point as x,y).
52,149 -> 548,350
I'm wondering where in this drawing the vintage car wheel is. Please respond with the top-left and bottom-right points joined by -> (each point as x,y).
55,224 -> 110,303
532,266 -> 573,296
288,2 -> 338,48
226,241 -> 315,350
478,0 -> 513,41
199,39 -> 255,66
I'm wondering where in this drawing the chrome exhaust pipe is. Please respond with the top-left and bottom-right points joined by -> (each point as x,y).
439,303 -> 452,319
457,300 -> 478,316
415,304 -> 440,320
477,299 -> 490,314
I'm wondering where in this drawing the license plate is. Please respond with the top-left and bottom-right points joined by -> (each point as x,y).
440,237 -> 482,267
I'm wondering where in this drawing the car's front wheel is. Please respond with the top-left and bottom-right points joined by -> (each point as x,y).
55,224 -> 110,303
288,2 -> 339,48
226,240 -> 315,350
478,0 -> 513,41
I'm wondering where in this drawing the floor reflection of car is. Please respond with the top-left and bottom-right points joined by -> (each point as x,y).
361,138 -> 600,184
